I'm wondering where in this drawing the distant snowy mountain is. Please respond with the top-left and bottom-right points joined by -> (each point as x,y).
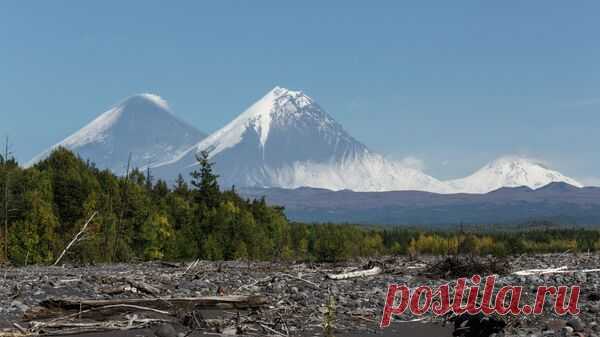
28,94 -> 206,175
446,156 -> 583,194
154,86 -> 449,192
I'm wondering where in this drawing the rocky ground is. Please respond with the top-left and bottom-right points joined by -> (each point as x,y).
0,254 -> 599,337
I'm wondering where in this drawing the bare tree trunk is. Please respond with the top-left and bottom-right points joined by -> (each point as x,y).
3,136 -> 9,261
112,152 -> 132,261
53,212 -> 97,266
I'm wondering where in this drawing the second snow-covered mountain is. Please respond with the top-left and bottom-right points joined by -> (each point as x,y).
447,156 -> 583,193
153,87 -> 449,192
28,94 -> 206,175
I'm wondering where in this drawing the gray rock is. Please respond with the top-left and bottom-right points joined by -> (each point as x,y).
561,326 -> 574,336
10,300 -> 29,312
221,327 -> 237,335
574,272 -> 587,283
546,319 -> 567,332
154,323 -> 177,337
567,318 -> 585,332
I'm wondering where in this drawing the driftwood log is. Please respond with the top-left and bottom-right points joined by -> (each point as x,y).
29,318 -> 173,336
25,295 -> 268,320
327,266 -> 382,280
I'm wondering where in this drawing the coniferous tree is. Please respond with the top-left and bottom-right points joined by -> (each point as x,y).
190,150 -> 220,209
174,174 -> 189,196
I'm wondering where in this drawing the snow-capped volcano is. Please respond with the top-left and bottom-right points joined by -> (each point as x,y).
193,86 -> 366,165
28,94 -> 206,175
447,156 -> 583,193
154,86 -> 449,192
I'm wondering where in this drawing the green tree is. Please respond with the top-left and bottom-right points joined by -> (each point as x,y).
9,189 -> 59,264
233,241 -> 249,260
203,234 -> 223,260
190,150 -> 220,209
141,212 -> 174,260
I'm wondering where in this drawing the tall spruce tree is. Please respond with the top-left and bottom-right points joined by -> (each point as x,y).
190,150 -> 220,209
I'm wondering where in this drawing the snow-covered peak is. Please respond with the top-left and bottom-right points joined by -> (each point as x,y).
242,86 -> 314,120
238,86 -> 318,146
192,86 -> 338,157
56,93 -> 173,149
268,86 -> 313,108
484,156 -> 547,170
122,93 -> 171,111
447,156 -> 583,193
27,93 -> 205,174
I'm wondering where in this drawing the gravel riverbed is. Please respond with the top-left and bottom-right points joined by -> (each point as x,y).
0,254 -> 598,337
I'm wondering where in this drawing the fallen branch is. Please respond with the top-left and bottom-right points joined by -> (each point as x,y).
513,266 -> 600,276
26,295 -> 269,320
233,275 -> 271,294
53,212 -> 97,266
327,266 -> 382,280
513,266 -> 568,276
184,258 -> 200,274
0,332 -> 27,337
258,322 -> 287,336
30,317 -> 172,335
44,304 -> 173,322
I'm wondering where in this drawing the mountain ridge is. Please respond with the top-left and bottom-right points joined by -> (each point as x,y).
240,182 -> 600,225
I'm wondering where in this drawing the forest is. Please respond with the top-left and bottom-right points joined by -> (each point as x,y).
1,147 -> 600,266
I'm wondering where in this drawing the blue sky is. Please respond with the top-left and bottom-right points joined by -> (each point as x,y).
1,1 -> 599,183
